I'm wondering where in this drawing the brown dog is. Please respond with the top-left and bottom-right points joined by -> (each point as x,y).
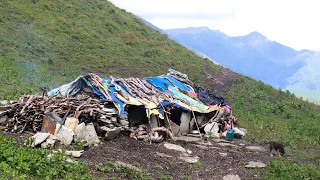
268,141 -> 285,156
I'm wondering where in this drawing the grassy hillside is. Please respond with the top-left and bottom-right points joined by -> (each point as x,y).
1,0 -> 320,151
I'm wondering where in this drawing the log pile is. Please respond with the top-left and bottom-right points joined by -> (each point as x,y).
0,93 -> 129,134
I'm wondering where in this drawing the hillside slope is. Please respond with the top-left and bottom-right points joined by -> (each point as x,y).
1,0 -> 320,149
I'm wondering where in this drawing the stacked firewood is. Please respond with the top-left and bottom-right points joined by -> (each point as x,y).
0,94 -> 128,133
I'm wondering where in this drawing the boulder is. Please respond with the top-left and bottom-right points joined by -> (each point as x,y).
180,112 -> 191,135
101,126 -> 121,140
29,132 -> 50,147
64,117 -> 78,132
74,123 -> 86,142
245,161 -> 267,168
84,123 -> 100,146
56,125 -> 74,145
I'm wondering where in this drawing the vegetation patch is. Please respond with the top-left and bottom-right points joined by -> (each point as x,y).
0,135 -> 88,179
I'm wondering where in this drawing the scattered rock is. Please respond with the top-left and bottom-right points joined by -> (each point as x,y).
193,144 -> 209,149
115,161 -> 142,172
65,150 -> 84,158
245,161 -> 267,168
101,127 -> 121,140
64,117 -> 78,132
197,141 -> 213,146
164,143 -> 186,152
84,123 -> 100,146
179,155 -> 200,163
186,149 -> 192,154
56,125 -> 74,145
41,134 -> 57,148
174,136 -> 200,143
156,152 -> 172,158
223,174 -> 241,180
213,139 -> 230,143
239,143 -> 246,146
217,143 -> 238,148
120,120 -> 129,126
0,100 -> 9,106
0,115 -> 8,124
74,123 -> 86,142
246,146 -> 265,152
219,152 -> 228,157
29,132 -> 50,147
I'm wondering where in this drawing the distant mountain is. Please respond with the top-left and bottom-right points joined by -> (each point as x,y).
162,27 -> 320,100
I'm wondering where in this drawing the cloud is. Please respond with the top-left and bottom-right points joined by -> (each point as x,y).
109,0 -> 320,51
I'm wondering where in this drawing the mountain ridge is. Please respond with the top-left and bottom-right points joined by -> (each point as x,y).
163,26 -> 320,101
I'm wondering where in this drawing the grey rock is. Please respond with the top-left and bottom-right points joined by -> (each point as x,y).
245,161 -> 267,168
223,174 -> 241,180
41,134 -> 57,148
164,143 -> 186,152
120,120 -> 129,126
217,143 -> 238,148
179,155 -> 199,163
193,144 -> 209,149
101,127 -> 121,140
174,136 -> 200,143
65,150 -> 84,158
29,132 -> 50,147
74,123 -> 86,142
84,123 -> 100,146
0,115 -> 8,125
111,117 -> 117,122
156,152 -> 172,158
56,125 -> 74,145
246,146 -> 266,152
150,115 -> 158,128
102,108 -> 118,114
219,152 -> 228,157
180,112 -> 191,135
0,100 -> 8,106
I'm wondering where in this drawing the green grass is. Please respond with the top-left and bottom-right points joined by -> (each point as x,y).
0,135 -> 88,179
263,159 -> 320,180
0,0 -> 213,99
228,77 -> 320,149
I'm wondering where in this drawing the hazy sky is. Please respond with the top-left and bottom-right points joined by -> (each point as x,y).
109,0 -> 320,51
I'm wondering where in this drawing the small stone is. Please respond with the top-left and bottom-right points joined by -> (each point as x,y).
219,152 -> 228,157
193,144 -> 209,149
111,117 -> 117,122
102,108 -> 118,114
65,150 -> 84,158
0,115 -> 8,124
56,125 -> 74,145
120,120 -> 129,126
28,132 -> 50,147
197,141 -> 213,146
246,146 -> 265,152
217,143 -> 238,148
186,150 -> 192,154
223,174 -> 241,180
174,136 -> 200,143
100,115 -> 106,119
164,143 -> 186,152
213,139 -> 230,143
101,127 -> 121,140
245,161 -> 267,168
41,135 -> 57,148
156,152 -> 172,158
239,143 -> 246,146
179,155 -> 199,163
